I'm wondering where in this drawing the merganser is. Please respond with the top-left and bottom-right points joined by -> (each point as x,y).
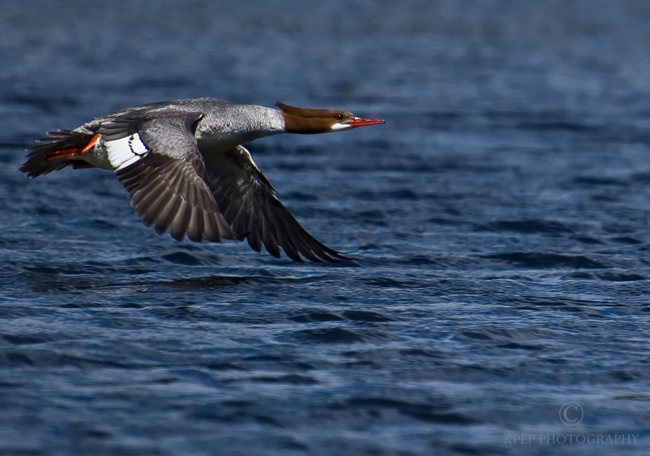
20,98 -> 385,262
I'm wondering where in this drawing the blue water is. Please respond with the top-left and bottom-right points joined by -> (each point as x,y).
2,1 -> 650,454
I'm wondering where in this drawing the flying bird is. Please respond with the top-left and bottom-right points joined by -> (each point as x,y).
20,98 -> 385,262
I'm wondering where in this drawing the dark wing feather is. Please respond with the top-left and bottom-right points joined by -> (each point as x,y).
201,145 -> 344,262
100,113 -> 236,242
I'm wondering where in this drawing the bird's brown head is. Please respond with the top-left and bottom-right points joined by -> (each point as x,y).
276,102 -> 385,134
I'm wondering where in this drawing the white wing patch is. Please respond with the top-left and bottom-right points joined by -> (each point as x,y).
106,133 -> 149,170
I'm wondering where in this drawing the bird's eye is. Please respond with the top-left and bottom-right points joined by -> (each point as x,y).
336,114 -> 344,121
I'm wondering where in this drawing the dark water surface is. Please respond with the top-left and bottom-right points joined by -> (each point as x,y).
2,1 -> 650,454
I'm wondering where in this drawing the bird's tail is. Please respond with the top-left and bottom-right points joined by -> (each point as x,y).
20,130 -> 99,178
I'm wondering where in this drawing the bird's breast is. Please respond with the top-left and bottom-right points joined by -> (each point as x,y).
195,128 -> 272,154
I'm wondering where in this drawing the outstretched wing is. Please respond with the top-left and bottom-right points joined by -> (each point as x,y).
99,112 -> 236,242
201,145 -> 344,262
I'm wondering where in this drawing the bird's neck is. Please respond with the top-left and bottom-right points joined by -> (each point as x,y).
196,105 -> 286,151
